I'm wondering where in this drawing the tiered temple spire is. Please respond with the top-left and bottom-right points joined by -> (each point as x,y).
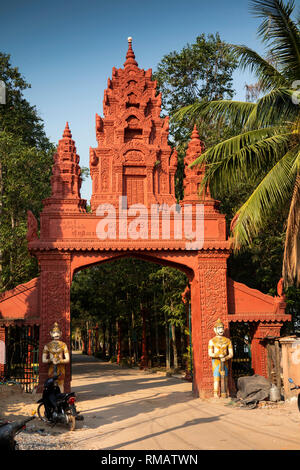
43,122 -> 86,213
89,37 -> 177,211
182,124 -> 207,202
62,121 -> 72,138
182,124 -> 222,218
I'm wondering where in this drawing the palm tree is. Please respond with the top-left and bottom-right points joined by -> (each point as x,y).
175,0 -> 300,288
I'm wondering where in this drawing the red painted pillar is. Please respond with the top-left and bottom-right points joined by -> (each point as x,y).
88,329 -> 92,356
251,322 -> 282,378
37,254 -> 72,393
0,326 -> 6,378
192,253 -> 230,398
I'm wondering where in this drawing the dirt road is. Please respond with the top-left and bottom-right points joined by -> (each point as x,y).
2,351 -> 300,450
65,352 -> 300,450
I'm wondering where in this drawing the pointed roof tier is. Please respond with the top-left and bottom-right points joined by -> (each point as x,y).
184,125 -> 205,170
182,125 -> 206,202
42,123 -> 86,213
63,121 -> 72,138
182,125 -> 221,212
124,37 -> 138,68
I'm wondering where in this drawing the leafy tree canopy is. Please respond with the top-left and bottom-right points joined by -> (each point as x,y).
0,53 -> 54,290
174,0 -> 300,289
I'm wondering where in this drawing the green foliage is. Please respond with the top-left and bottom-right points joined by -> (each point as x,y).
174,0 -> 300,288
0,131 -> 53,289
71,259 -> 187,326
71,259 -> 189,367
153,33 -> 238,200
0,53 -> 54,291
0,53 -> 52,151
149,266 -> 187,326
154,33 -> 237,132
218,178 -> 288,294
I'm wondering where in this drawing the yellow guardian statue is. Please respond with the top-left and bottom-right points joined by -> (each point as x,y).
42,322 -> 70,392
208,318 -> 233,398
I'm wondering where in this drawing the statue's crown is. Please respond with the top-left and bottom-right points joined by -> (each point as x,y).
50,322 -> 61,335
214,318 -> 224,329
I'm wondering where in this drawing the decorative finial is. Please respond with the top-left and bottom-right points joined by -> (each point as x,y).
124,36 -> 138,67
63,122 -> 72,139
191,124 -> 200,140
186,124 -> 205,155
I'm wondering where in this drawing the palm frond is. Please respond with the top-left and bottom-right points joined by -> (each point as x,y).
245,87 -> 300,129
250,0 -> 300,78
199,131 -> 292,196
173,100 -> 256,129
191,125 -> 290,168
230,147 -> 298,248
230,44 -> 288,91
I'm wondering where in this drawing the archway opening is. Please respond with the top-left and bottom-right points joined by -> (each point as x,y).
70,256 -> 192,380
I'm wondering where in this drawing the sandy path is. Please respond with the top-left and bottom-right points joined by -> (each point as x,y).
64,352 -> 300,450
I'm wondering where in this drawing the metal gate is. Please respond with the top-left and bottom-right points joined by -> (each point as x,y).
5,325 -> 39,392
229,322 -> 253,380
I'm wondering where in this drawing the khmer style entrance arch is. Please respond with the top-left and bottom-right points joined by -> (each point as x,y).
0,39 -> 290,396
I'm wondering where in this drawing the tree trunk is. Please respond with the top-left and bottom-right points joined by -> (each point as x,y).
154,294 -> 160,366
128,324 -> 132,360
165,320 -> 170,370
171,324 -> 178,369
108,319 -> 113,359
102,323 -> 107,359
95,324 -> 99,354
9,212 -> 16,284
283,172 -> 300,288
180,325 -> 185,369
116,320 -> 122,364
131,311 -> 137,363
140,308 -> 148,369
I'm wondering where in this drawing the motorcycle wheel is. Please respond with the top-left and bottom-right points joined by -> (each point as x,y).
68,414 -> 76,431
37,403 -> 48,423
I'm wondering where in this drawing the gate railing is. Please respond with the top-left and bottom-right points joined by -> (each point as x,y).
4,325 -> 39,393
230,321 -> 253,381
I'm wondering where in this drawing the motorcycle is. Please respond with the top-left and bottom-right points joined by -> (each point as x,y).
0,415 -> 35,451
288,377 -> 300,411
37,374 -> 83,431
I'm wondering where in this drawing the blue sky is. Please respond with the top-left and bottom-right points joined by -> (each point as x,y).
1,0 -> 265,201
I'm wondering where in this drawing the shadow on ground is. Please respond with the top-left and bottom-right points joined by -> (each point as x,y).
70,352 -> 201,432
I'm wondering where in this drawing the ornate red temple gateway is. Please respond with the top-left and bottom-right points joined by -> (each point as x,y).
0,39 -> 290,396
